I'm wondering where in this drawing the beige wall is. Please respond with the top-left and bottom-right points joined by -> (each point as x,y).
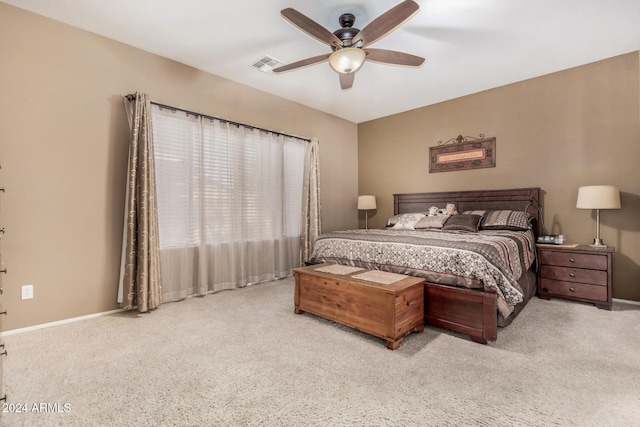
359,52 -> 640,302
0,3 -> 358,330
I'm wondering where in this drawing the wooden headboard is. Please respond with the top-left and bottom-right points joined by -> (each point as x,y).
393,187 -> 541,234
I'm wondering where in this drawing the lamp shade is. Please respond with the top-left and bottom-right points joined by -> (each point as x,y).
576,185 -> 621,209
357,195 -> 376,210
329,48 -> 366,74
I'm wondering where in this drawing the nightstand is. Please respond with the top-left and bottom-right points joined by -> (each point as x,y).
537,244 -> 613,310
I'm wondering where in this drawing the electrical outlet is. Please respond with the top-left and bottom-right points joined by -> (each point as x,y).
21,284 -> 34,300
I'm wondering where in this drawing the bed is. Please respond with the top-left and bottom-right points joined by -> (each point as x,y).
308,187 -> 541,344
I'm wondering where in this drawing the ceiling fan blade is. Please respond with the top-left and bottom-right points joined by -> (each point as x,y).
281,8 -> 343,48
339,73 -> 355,90
364,48 -> 425,67
352,0 -> 419,47
272,54 -> 331,73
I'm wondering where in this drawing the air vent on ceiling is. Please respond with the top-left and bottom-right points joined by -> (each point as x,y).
251,55 -> 285,73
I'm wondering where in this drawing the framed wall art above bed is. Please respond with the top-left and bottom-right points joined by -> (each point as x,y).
429,135 -> 496,173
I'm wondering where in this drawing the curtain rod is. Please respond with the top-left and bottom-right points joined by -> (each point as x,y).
125,94 -> 311,143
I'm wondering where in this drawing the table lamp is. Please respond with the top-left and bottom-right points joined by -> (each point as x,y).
576,185 -> 621,247
357,195 -> 376,229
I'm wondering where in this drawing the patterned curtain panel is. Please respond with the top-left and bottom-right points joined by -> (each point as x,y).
118,92 -> 163,312
300,137 -> 322,265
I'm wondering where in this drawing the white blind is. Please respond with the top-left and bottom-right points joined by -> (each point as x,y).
151,105 -> 306,250
152,109 -> 202,247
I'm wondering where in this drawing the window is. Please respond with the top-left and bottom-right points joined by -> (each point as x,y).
151,104 -> 306,294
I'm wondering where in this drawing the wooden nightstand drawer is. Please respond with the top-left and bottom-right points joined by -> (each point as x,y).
539,278 -> 607,301
539,265 -> 607,286
538,250 -> 607,270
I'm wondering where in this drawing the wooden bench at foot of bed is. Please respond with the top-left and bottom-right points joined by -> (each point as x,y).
293,263 -> 426,350
425,283 -> 497,345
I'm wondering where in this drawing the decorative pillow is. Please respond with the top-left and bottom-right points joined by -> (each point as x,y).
391,213 -> 427,230
463,210 -> 485,216
415,215 -> 451,229
385,214 -> 401,227
386,212 -> 428,227
480,210 -> 532,231
441,214 -> 482,232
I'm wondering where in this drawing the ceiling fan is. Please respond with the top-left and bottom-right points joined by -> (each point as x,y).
273,0 -> 425,90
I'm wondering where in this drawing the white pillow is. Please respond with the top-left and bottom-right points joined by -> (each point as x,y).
392,213 -> 426,230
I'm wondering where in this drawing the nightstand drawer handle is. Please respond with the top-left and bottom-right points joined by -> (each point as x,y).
569,258 -> 575,263
569,287 -> 575,292
569,272 -> 575,277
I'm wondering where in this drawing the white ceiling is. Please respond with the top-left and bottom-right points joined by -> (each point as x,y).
4,0 -> 640,123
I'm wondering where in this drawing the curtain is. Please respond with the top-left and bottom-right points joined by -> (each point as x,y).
300,137 -> 322,265
151,105 -> 307,300
118,92 -> 163,312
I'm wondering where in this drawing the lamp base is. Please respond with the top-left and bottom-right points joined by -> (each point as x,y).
589,238 -> 607,248
589,210 -> 609,248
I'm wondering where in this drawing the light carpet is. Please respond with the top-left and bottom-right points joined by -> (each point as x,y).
2,277 -> 640,426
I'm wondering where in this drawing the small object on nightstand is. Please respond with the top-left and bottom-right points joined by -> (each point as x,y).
537,244 -> 613,310
537,234 -> 564,245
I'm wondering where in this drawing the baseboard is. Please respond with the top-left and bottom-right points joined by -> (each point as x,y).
612,298 -> 640,306
2,308 -> 125,337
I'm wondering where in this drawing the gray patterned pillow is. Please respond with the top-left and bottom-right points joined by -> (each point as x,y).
391,213 -> 427,230
481,210 -> 532,231
415,215 -> 451,229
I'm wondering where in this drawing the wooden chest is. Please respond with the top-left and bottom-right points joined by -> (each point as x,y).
293,264 -> 425,349
537,244 -> 613,310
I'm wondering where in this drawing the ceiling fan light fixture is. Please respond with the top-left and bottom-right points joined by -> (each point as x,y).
328,47 -> 366,74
